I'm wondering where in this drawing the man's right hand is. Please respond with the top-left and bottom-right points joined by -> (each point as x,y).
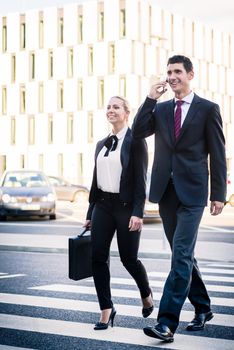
148,81 -> 168,100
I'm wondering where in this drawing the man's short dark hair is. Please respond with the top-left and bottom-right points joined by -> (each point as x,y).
167,55 -> 193,73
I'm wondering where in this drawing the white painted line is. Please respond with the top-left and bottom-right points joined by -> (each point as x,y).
108,277 -> 234,293
0,274 -> 26,280
148,267 -> 234,282
148,271 -> 234,281
0,346 -> 36,350
200,224 -> 234,233
0,292 -> 232,327
29,284 -> 234,307
0,272 -> 8,275
207,263 -> 234,268
1,314 -> 233,350
195,267 -> 234,275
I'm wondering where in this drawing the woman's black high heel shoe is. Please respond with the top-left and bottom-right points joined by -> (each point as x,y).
94,307 -> 117,330
142,290 -> 154,318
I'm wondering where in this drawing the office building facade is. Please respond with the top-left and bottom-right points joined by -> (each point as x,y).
0,0 -> 233,185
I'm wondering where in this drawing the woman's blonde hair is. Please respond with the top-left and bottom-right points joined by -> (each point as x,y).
110,96 -> 131,113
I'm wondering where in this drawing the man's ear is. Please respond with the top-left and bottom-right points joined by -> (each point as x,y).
188,70 -> 194,80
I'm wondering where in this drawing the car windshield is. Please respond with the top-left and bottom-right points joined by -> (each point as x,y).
3,172 -> 48,188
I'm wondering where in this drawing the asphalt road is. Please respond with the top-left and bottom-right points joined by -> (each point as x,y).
0,201 -> 233,349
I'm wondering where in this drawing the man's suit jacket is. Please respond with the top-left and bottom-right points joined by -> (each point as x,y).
132,94 -> 227,206
86,128 -> 148,220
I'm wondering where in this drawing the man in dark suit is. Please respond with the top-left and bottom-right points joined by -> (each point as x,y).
132,55 -> 227,342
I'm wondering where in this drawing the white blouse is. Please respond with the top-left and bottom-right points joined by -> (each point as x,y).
97,125 -> 128,193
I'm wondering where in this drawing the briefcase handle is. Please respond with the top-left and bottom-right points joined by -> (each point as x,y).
78,227 -> 90,237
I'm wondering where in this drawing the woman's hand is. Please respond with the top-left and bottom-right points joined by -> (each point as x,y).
128,216 -> 143,231
83,220 -> 91,229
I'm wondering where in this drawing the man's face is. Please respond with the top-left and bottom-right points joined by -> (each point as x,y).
166,63 -> 194,95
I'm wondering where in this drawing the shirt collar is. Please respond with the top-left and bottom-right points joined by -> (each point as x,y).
110,125 -> 128,140
175,91 -> 194,104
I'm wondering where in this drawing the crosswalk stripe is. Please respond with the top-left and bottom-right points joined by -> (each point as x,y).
0,292 -> 233,327
150,268 -> 234,276
107,277 -> 234,293
0,346 -> 36,350
29,284 -> 234,307
206,263 -> 234,268
148,271 -> 234,283
0,274 -> 26,280
198,268 -> 234,275
1,314 -> 233,350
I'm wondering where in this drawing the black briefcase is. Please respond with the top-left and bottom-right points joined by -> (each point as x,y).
68,228 -> 92,281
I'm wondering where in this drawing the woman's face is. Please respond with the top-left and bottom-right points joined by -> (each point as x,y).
106,97 -> 129,127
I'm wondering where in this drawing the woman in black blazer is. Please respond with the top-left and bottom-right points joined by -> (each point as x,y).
84,96 -> 153,330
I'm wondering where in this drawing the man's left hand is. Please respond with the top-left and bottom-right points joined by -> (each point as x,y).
210,201 -> 224,216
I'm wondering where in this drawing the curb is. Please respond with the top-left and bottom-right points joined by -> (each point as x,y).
2,245 -> 234,262
0,244 -> 171,260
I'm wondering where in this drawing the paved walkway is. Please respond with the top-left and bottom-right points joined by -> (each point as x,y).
0,231 -> 233,262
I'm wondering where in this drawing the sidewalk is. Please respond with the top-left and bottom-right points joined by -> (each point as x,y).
0,232 -> 233,262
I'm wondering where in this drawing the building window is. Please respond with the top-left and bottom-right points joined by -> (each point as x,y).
88,112 -> 93,143
2,86 -> 7,115
20,14 -> 26,50
29,52 -> 35,80
77,79 -> 83,110
39,11 -> 44,48
48,114 -> 53,144
38,154 -> 44,170
119,0 -> 126,38
88,46 -> 94,75
119,76 -> 126,97
58,9 -> 64,45
78,6 -> 83,43
11,117 -> 16,145
77,152 -> 83,180
98,3 -> 104,41
108,43 -> 115,73
48,49 -> 53,79
98,78 -> 104,109
67,48 -> 74,78
67,113 -> 74,144
2,17 -> 7,52
11,54 -> 16,82
38,82 -> 44,113
57,81 -> 64,111
58,153 -> 63,176
20,84 -> 26,114
20,154 -> 25,169
0,155 -> 7,175
28,115 -> 35,145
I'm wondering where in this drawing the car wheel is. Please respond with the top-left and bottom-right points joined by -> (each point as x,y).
73,190 -> 89,203
229,194 -> 234,207
49,214 -> 56,220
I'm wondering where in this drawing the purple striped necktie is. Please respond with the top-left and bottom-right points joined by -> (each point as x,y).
174,100 -> 184,140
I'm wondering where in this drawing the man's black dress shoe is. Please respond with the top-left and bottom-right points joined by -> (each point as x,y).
186,311 -> 214,331
143,323 -> 174,342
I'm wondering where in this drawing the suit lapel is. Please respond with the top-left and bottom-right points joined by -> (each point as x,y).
166,99 -> 176,145
176,94 -> 202,144
120,128 -> 131,170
